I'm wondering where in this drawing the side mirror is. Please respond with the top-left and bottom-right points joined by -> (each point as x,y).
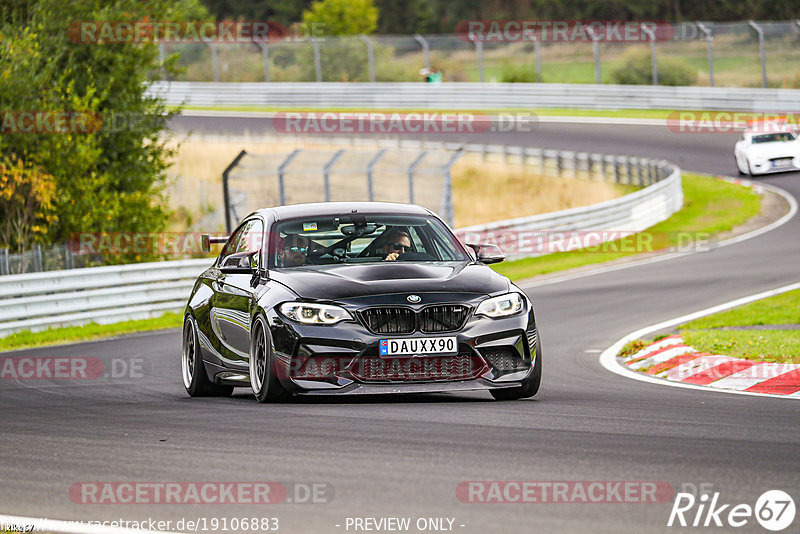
466,243 -> 505,264
201,234 -> 229,253
220,251 -> 259,273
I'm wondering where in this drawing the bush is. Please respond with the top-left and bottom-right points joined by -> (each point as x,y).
610,48 -> 697,86
501,64 -> 542,83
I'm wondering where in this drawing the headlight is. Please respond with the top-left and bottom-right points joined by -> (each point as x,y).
475,293 -> 525,318
279,302 -> 353,325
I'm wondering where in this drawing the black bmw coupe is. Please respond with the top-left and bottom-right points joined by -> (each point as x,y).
182,202 -> 541,401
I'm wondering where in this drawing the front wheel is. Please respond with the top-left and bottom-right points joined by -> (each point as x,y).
490,329 -> 542,401
249,315 -> 291,403
182,315 -> 233,397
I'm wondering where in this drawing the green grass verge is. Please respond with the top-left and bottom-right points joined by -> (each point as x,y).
492,173 -> 761,280
677,288 -> 800,364
0,312 -> 183,352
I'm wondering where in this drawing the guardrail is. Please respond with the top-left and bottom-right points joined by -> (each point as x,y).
0,144 -> 680,338
149,81 -> 800,112
0,259 -> 209,337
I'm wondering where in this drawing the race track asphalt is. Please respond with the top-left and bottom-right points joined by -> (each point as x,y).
1,116 -> 798,533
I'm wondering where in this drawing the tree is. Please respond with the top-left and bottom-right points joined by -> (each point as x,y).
0,156 -> 57,252
0,0 -> 208,259
301,0 -> 378,36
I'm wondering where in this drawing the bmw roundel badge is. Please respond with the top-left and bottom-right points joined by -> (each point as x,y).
407,295 -> 421,303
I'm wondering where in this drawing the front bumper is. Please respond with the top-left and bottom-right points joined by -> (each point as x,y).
266,303 -> 537,395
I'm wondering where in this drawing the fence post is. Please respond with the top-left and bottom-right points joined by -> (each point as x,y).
309,38 -> 322,82
366,149 -> 387,201
586,25 -> 602,84
207,42 -> 220,82
0,248 -> 7,276
277,149 -> 302,208
65,241 -> 74,270
641,24 -> 658,85
408,151 -> 427,204
748,21 -> 767,88
414,34 -> 430,72
158,42 -> 166,80
469,34 -> 484,82
256,40 -> 270,82
696,23 -> 715,87
442,149 -> 463,228
323,149 -> 345,202
360,35 -> 376,82
33,243 -> 43,272
222,149 -> 248,233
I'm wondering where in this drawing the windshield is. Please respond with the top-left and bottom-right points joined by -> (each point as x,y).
752,132 -> 796,143
270,214 -> 469,268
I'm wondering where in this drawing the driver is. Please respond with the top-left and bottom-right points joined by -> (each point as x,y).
279,234 -> 310,267
381,229 -> 412,261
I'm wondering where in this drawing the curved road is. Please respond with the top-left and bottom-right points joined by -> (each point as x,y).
1,118 -> 798,533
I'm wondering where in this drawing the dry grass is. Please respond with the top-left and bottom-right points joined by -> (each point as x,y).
165,135 -> 632,230
451,155 -> 630,227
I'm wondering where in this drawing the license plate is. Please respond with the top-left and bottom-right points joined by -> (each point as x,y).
379,336 -> 457,356
772,158 -> 792,167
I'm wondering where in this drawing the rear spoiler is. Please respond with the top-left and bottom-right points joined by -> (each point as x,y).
201,234 -> 228,253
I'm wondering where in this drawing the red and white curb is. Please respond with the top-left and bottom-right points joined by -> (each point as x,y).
623,335 -> 800,396
600,281 -> 800,400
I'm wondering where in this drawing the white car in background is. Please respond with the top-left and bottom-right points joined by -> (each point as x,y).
734,129 -> 800,176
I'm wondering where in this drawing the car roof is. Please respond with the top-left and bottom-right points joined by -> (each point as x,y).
254,202 -> 435,221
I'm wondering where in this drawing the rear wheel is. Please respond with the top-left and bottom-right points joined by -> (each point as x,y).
250,315 -> 291,403
490,329 -> 542,400
182,315 -> 233,397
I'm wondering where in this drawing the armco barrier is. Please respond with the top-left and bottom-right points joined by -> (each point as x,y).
149,81 -> 800,112
0,146 -> 681,338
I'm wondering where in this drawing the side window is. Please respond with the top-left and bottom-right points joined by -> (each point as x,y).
219,219 -> 263,265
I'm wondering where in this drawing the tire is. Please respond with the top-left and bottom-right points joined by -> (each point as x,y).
182,315 -> 234,397
736,157 -> 745,175
249,315 -> 291,403
490,329 -> 542,401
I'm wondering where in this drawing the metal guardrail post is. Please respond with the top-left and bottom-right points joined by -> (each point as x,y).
408,151 -> 427,204
442,149 -> 463,228
641,24 -> 658,85
524,31 -> 542,81
748,21 -> 767,88
277,149 -> 302,207
323,149 -> 345,202
469,34 -> 484,82
256,40 -> 270,82
0,248 -> 7,276
309,38 -> 323,82
33,244 -> 43,272
221,150 -> 248,233
696,23 -> 715,87
360,35 -> 376,82
414,34 -> 430,72
366,149 -> 387,201
207,42 -> 220,82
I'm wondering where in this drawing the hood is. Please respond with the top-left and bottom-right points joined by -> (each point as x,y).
269,262 -> 510,300
746,141 -> 800,160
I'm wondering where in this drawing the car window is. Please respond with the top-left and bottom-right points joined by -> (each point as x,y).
270,214 -> 468,267
752,132 -> 796,143
219,219 -> 263,265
